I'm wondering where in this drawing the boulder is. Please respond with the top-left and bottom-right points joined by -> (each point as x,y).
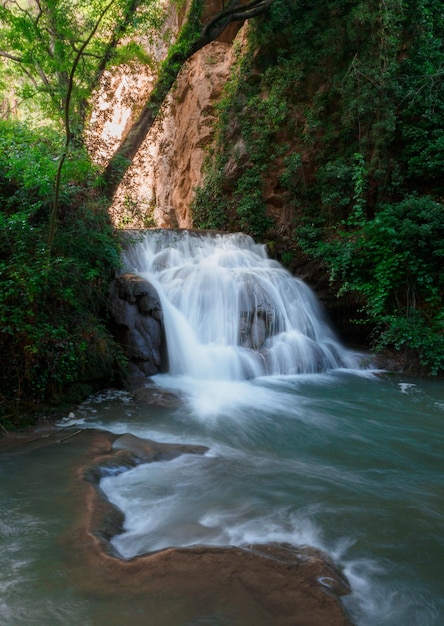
109,273 -> 165,376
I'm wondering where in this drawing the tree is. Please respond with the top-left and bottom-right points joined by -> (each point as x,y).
0,0 -> 156,135
0,0 -> 164,252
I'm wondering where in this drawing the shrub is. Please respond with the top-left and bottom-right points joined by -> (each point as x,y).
301,195 -> 444,373
0,121 -> 121,426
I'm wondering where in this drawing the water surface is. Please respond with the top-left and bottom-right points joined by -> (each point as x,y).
2,372 -> 442,625
2,231 -> 443,624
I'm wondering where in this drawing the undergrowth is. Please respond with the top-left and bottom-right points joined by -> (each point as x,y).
0,121 -> 124,429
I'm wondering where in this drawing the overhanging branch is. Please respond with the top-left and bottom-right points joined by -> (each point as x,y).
190,0 -> 274,55
0,49 -> 23,62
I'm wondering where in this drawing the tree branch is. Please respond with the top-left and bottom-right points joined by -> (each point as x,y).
0,49 -> 23,62
202,0 -> 272,38
47,0 -> 117,254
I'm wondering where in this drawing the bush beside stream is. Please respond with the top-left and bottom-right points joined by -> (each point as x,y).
0,122 -> 123,428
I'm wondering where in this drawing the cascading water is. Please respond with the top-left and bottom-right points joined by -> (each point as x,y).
122,229 -> 361,380
1,229 -> 442,626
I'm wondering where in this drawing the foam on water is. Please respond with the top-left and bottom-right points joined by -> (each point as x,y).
39,371 -> 444,625
123,230 -> 364,380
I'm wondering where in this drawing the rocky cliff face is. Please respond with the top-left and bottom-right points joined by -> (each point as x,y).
86,0 -> 244,230
110,36 -> 243,229
86,0 -> 187,168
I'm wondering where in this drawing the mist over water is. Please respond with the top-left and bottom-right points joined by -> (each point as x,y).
0,231 -> 443,625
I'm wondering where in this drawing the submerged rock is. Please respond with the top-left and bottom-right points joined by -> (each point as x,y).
112,432 -> 208,462
130,383 -> 182,406
70,429 -> 354,626
84,432 -> 208,483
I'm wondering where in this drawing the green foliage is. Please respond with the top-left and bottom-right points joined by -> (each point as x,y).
0,121 -> 122,424
234,168 -> 274,237
192,33 -> 281,239
192,165 -> 232,232
111,41 -> 153,66
300,196 -> 444,373
147,0 -> 203,116
247,0 -> 444,214
0,123 -> 60,202
0,0 -> 164,131
396,0 -> 444,188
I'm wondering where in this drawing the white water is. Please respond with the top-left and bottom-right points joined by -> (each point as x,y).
3,230 -> 442,625
76,375 -> 443,626
113,231 -> 442,625
123,230 -> 362,380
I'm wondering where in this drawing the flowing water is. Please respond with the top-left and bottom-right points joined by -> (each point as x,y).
1,231 -> 443,625
122,230 -> 360,379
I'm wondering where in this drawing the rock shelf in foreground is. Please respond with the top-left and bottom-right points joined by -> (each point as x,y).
1,426 -> 354,625
78,429 -> 354,626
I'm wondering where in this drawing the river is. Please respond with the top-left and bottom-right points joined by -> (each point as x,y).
1,373 -> 443,624
1,231 -> 443,625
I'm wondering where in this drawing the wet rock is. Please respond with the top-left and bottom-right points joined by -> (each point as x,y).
112,433 -> 208,462
69,537 -> 354,626
83,432 -> 208,483
131,384 -> 182,407
244,542 -> 352,597
240,311 -> 270,349
109,273 -> 165,377
41,427 -> 355,626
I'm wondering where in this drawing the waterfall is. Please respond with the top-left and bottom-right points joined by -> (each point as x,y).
123,230 -> 360,380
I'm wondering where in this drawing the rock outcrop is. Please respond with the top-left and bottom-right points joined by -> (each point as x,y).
86,0 -> 191,167
84,432 -> 208,487
0,415 -> 354,626
109,273 -> 164,376
72,428 -> 354,626
108,36 -> 244,229
85,0 -> 246,230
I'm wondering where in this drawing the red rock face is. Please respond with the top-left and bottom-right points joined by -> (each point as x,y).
85,0 -> 246,230
109,37 -> 244,229
86,0 -> 189,168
